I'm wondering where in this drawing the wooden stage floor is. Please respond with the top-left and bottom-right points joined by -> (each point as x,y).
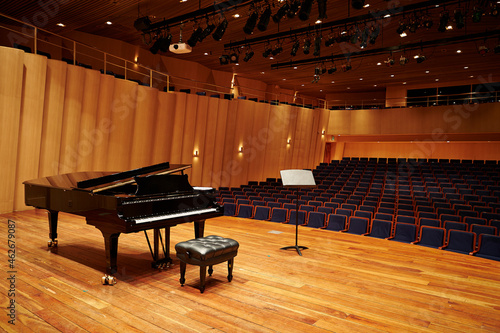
1,209 -> 500,332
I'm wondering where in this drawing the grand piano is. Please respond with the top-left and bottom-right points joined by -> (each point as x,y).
23,162 -> 223,284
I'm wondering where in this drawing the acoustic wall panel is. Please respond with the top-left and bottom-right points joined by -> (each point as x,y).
14,53 -> 47,210
152,91 -> 176,165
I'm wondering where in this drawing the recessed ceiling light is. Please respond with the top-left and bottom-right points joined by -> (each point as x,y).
374,84 -> 377,87
347,87 -> 351,89
315,19 -> 322,24
261,72 -> 265,74
180,0 -> 187,2
456,49 -> 462,53
464,66 -> 469,69
331,81 -> 335,83
359,78 -> 363,80
469,75 -> 474,78
282,78 -> 286,80
425,70 -> 430,73
106,21 -> 112,25
320,89 -> 323,92
269,56 -> 274,60
435,78 -> 439,81
384,14 -> 391,18
377,62 -> 382,66
390,74 -> 395,77
57,23 -> 65,27
293,66 -> 297,69
204,52 -> 209,56
301,84 -> 304,86
364,4 -> 370,8
403,82 -> 407,84
233,14 -> 240,18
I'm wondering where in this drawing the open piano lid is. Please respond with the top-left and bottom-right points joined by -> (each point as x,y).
76,162 -> 192,193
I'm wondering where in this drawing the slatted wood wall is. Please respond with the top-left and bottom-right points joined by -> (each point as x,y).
0,46 -> 329,213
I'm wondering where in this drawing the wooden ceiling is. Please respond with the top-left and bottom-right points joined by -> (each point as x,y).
3,0 -> 500,99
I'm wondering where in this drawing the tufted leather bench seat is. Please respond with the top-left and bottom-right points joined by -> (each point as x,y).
175,235 -> 239,293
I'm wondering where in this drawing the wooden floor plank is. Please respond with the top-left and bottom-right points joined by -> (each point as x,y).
2,210 -> 500,332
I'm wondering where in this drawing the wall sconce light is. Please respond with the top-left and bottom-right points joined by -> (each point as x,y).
193,150 -> 199,157
239,146 -> 244,153
287,138 -> 292,144
321,130 -> 326,135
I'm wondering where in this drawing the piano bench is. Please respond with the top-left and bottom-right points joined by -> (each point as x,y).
175,235 -> 239,293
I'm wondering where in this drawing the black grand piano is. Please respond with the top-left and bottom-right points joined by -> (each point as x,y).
23,162 -> 223,284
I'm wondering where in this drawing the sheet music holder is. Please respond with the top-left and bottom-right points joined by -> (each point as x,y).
280,169 -> 316,255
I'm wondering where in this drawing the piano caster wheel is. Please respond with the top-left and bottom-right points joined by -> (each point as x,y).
101,274 -> 117,285
48,239 -> 58,248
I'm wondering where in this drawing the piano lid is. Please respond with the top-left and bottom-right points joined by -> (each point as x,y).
23,162 -> 192,193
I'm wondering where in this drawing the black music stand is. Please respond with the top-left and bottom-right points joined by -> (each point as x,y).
279,169 -> 316,256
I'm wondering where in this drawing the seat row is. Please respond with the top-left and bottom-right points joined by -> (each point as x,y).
223,204 -> 500,261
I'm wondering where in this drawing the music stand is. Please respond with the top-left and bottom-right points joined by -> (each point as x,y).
279,169 -> 316,256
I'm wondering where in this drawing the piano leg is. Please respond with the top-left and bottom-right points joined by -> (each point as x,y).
151,227 -> 172,269
47,210 -> 59,248
99,229 -> 120,285
194,220 -> 205,238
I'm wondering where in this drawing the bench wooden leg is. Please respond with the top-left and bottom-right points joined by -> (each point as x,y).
199,265 -> 207,293
179,261 -> 186,286
208,265 -> 213,276
227,258 -> 234,282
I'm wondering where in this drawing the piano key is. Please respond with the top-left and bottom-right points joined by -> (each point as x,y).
133,207 -> 219,224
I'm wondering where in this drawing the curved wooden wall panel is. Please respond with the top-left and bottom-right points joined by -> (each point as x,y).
91,74 -> 115,171
13,53 -> 47,211
1,49 -> 329,213
39,59 -> 67,177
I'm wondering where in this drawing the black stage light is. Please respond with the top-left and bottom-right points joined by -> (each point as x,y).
396,22 -> 407,35
287,1 -> 300,18
213,19 -> 228,41
273,3 -> 290,23
262,46 -> 272,58
290,39 -> 300,56
243,11 -> 259,34
317,0 -> 327,20
243,50 -> 254,61
258,6 -> 272,31
399,55 -> 408,65
472,7 -> 483,22
454,9 -> 465,29
303,38 -> 311,54
342,63 -> 352,71
494,44 -> 500,54
314,66 -> 321,75
325,37 -> 335,47
384,57 -> 395,66
229,52 -> 239,63
438,11 -> 449,32
187,27 -> 203,47
491,5 -> 499,17
199,23 -> 215,41
352,0 -> 365,10
134,16 -> 151,31
369,25 -> 380,44
328,65 -> 337,74
423,17 -> 433,29
408,19 -> 418,33
149,39 -> 161,54
313,36 -> 321,56
219,54 -> 230,65
415,54 -> 426,63
272,44 -> 283,56
159,34 -> 172,53
298,0 -> 313,21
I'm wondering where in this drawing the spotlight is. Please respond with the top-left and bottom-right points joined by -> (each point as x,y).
219,54 -> 230,65
262,45 -> 272,58
369,25 -> 380,44
325,36 -> 335,47
272,44 -> 283,56
298,0 -> 313,21
257,6 -> 272,31
243,11 -> 259,34
454,9 -> 465,29
313,36 -> 321,56
149,34 -> 172,54
384,57 -> 395,66
408,19 -> 418,33
341,63 -> 352,72
272,3 -> 289,23
212,18 -> 228,41
229,52 -> 239,63
290,39 -> 300,56
414,54 -> 426,63
199,23 -> 215,41
243,49 -> 254,62
478,45 -> 489,56
328,65 -> 337,74
287,1 -> 300,18
149,39 -> 161,54
314,66 -> 321,75
399,55 -> 409,65
396,22 -> 407,36
438,11 -> 449,32
352,0 -> 365,10
423,17 -> 433,29
317,0 -> 327,20
134,16 -> 151,31
187,27 -> 203,47
472,7 -> 483,22
303,38 -> 311,54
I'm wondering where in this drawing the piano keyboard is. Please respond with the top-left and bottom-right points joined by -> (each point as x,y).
133,207 -> 219,224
